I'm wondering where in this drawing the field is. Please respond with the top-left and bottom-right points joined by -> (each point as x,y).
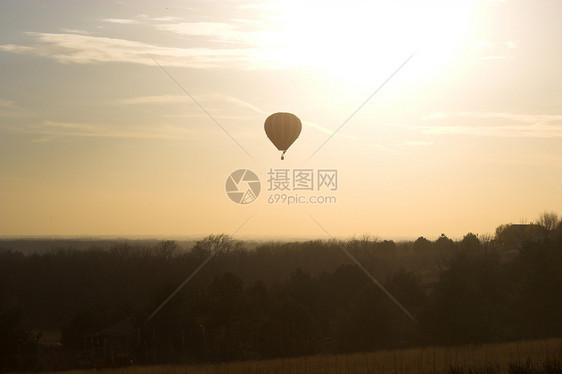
37,338 -> 562,374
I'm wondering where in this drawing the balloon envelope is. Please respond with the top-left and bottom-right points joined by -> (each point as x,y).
264,112 -> 302,152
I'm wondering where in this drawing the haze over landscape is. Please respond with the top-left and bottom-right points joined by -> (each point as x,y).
1,0 -> 561,240
2,3 -> 562,373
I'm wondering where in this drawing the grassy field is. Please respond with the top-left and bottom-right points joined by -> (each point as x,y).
37,338 -> 561,374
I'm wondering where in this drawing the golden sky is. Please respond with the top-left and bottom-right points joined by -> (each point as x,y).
1,0 -> 561,240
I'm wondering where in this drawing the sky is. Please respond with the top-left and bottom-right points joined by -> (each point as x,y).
1,0 -> 561,240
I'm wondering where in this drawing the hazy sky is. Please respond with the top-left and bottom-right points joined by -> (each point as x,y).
1,0 -> 561,240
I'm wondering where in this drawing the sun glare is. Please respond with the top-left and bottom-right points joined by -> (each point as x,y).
261,1 -> 475,83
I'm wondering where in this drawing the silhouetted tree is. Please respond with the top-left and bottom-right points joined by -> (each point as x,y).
333,283 -> 397,352
191,234 -> 232,260
205,272 -> 245,361
378,240 -> 397,254
264,297 -> 318,357
460,233 -> 481,251
413,237 -> 431,251
156,240 -> 178,260
2,215 -> 561,366
239,281 -> 271,359
510,236 -> 562,339
537,211 -> 560,239
386,268 -> 426,315
424,247 -> 508,345
0,307 -> 40,372
61,304 -> 109,349
434,233 -> 455,252
537,211 -> 559,231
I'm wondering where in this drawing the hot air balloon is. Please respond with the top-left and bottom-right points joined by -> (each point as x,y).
264,112 -> 302,160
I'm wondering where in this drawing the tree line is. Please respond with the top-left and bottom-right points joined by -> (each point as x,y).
0,212 -> 561,371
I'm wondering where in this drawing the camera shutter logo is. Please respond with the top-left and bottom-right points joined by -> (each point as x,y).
225,169 -> 261,204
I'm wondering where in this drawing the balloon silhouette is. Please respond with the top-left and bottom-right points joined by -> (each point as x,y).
264,112 -> 302,160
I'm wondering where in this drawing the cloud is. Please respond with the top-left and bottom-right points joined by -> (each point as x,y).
0,4 -> 292,71
0,99 -> 31,118
0,44 -> 34,54
427,112 -> 562,125
152,16 -> 182,22
472,41 -> 495,49
417,112 -> 562,138
9,120 -> 207,143
200,93 -> 266,115
421,112 -> 448,121
60,28 -> 89,35
156,22 -> 238,39
0,31 -> 279,69
370,144 -> 398,153
369,140 -> 434,153
475,55 -> 512,61
0,100 -> 15,109
423,124 -> 562,138
116,93 -> 266,118
43,120 -> 97,130
470,40 -> 517,63
303,121 -> 335,135
6,92 -> 268,142
402,140 -> 434,147
302,120 -> 356,141
153,20 -> 271,48
101,18 -> 139,25
117,95 -> 190,106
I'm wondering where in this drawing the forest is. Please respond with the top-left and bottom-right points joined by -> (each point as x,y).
1,212 -> 561,372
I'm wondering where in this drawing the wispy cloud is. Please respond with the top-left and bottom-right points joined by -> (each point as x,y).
152,19 -> 273,49
0,100 -> 17,118
60,28 -> 89,35
421,124 -> 562,138
152,16 -> 182,22
470,40 -> 518,63
402,140 -> 434,146
0,99 -> 31,118
416,111 -> 562,138
5,91 -> 268,141
0,31 -> 277,69
0,4 -> 293,71
370,144 -> 398,153
370,140 -> 434,153
302,120 -> 356,141
101,18 -> 139,25
156,22 -> 240,40
475,55 -> 512,61
43,120 -> 97,130
0,44 -> 34,54
425,112 -> 562,125
303,121 -> 336,135
0,100 -> 15,109
11,120 -> 206,143
116,93 -> 266,118
200,93 -> 266,115
116,95 -> 190,106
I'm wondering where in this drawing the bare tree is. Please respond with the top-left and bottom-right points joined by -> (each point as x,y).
537,211 -> 559,232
